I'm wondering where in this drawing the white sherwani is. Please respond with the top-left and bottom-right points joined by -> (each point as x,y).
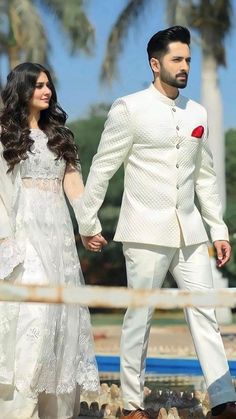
77,83 -> 228,246
77,84 -> 235,410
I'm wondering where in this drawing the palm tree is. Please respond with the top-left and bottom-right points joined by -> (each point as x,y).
0,0 -> 95,71
167,0 -> 232,212
168,0 -> 233,324
100,0 -> 233,211
100,0 -> 151,83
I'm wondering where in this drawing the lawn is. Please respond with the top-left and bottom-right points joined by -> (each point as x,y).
91,309 -> 236,327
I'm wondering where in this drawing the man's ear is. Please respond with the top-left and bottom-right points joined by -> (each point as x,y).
150,57 -> 160,74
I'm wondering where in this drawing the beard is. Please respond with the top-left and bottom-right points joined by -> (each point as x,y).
160,66 -> 188,89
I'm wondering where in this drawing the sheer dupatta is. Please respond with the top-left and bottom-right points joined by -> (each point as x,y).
0,143 -> 25,279
0,143 -> 22,386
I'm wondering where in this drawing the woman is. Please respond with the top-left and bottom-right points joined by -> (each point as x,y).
0,63 -> 101,418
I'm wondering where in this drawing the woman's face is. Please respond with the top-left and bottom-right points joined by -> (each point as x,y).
29,71 -> 52,114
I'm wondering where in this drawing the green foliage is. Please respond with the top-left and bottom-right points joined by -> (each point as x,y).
225,129 -> 236,203
41,0 -> 95,55
0,0 -> 94,72
223,129 -> 236,284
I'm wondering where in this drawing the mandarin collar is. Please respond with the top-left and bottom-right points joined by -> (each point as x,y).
148,83 -> 182,106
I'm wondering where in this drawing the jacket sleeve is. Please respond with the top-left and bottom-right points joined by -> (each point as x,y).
194,127 -> 229,243
74,98 -> 133,236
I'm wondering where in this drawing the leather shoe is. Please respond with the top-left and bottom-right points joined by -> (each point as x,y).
120,409 -> 151,418
209,402 -> 236,418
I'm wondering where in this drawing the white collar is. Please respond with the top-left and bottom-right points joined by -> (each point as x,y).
148,83 -> 183,106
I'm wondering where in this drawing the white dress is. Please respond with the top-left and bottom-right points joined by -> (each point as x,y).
0,129 -> 99,418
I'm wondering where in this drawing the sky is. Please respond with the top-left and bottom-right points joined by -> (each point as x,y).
2,0 -> 236,129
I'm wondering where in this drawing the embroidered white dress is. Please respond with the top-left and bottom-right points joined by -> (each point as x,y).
0,129 -> 99,418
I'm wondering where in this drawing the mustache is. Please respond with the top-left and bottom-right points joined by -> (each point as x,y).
176,72 -> 188,77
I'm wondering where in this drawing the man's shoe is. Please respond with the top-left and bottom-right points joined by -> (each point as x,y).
120,408 -> 151,418
209,402 -> 236,418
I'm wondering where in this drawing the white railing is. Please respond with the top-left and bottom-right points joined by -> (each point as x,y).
0,281 -> 236,308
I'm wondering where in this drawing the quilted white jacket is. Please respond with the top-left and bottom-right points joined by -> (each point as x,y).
67,84 -> 228,246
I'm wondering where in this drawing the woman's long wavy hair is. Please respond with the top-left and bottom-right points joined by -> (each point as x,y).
0,62 -> 79,172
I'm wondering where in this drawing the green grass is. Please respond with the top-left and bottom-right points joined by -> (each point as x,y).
91,309 -> 236,327
91,309 -> 186,327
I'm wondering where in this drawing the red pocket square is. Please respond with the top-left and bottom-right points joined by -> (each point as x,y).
191,125 -> 204,138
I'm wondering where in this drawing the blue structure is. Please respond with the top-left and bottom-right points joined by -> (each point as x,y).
96,355 -> 236,376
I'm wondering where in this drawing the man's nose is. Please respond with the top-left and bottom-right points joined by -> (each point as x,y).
181,60 -> 189,72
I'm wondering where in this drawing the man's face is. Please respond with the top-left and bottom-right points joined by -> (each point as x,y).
158,41 -> 191,88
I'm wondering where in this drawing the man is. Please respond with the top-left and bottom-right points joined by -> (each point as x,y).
77,26 -> 236,418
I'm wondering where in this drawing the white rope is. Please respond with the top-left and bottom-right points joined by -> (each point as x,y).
0,281 -> 236,308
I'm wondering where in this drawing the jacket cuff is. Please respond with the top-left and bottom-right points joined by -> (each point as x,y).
210,226 -> 229,243
78,219 -> 102,237
70,196 -> 102,237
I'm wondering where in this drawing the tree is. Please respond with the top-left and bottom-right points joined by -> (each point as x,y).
0,0 -> 94,74
100,0 -> 151,83
223,129 -> 236,285
167,0 -> 232,211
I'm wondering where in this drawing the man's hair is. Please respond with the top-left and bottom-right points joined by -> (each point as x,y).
147,26 -> 191,61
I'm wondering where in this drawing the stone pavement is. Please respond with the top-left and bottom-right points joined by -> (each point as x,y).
93,322 -> 236,359
78,321 -> 236,418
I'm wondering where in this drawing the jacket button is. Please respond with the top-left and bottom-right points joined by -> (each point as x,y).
176,204 -> 179,209
176,185 -> 179,189
172,108 -> 176,112
176,163 -> 179,168
176,126 -> 180,130
176,144 -> 180,149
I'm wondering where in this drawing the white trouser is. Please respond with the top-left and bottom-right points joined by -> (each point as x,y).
121,242 -> 236,410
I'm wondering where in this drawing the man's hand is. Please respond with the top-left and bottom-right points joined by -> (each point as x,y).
213,240 -> 231,268
81,233 -> 107,252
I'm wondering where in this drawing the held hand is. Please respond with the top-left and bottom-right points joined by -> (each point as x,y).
213,240 -> 231,268
81,233 -> 107,252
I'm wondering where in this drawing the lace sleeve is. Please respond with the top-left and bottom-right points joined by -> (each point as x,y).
0,238 -> 24,279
